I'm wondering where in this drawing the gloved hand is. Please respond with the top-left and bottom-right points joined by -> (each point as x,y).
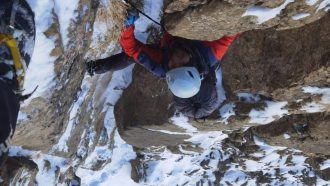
0,140 -> 9,167
124,7 -> 139,26
86,60 -> 96,76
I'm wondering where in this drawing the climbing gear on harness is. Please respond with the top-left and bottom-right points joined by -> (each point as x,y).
0,34 -> 27,89
0,0 -> 37,101
0,0 -> 27,91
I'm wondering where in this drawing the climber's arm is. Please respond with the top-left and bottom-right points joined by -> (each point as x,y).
202,33 -> 239,66
120,25 -> 166,77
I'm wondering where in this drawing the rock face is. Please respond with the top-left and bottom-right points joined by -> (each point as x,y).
164,0 -> 329,40
221,13 -> 330,100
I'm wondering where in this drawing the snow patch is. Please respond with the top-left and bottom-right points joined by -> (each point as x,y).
170,113 -> 198,133
303,86 -> 330,104
317,0 -> 330,11
24,0 -> 57,104
292,12 -> 311,20
17,111 -> 29,123
147,129 -> 189,135
320,160 -> 330,170
284,133 -> 291,139
305,0 -> 318,5
53,0 -> 79,48
215,67 -> 226,104
301,102 -> 325,113
237,92 -> 261,103
140,131 -> 229,185
219,103 -> 236,124
9,146 -> 69,186
134,0 -> 164,43
52,75 -> 92,153
249,101 -> 288,124
242,0 -> 295,24
76,131 -> 137,186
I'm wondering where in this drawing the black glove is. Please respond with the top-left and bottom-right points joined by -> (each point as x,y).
86,60 -> 97,76
0,141 -> 9,167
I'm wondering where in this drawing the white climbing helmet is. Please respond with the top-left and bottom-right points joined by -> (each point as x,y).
166,67 -> 201,98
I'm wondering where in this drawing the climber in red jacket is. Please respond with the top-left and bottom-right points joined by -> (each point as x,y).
118,13 -> 239,119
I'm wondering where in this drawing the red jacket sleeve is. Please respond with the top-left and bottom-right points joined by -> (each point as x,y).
160,32 -> 175,47
120,25 -> 162,64
202,33 -> 239,61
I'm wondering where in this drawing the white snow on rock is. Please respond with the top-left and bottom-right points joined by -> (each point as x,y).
237,92 -> 261,103
320,160 -> 330,170
24,0 -> 80,104
76,131 -> 137,186
215,67 -> 226,104
306,0 -> 318,5
53,0 -> 79,48
170,113 -> 198,133
292,12 -> 311,20
219,103 -> 236,124
24,0 -> 57,104
52,75 -> 92,153
284,133 -> 291,139
301,101 -> 325,113
140,132 -> 229,185
134,0 -> 164,43
75,65 -> 136,185
242,0 -> 295,24
300,86 -> 330,113
317,0 -> 330,11
9,146 -> 69,186
249,101 -> 288,124
303,86 -> 330,104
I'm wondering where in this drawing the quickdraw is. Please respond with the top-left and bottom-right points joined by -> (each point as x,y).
0,33 -> 27,90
